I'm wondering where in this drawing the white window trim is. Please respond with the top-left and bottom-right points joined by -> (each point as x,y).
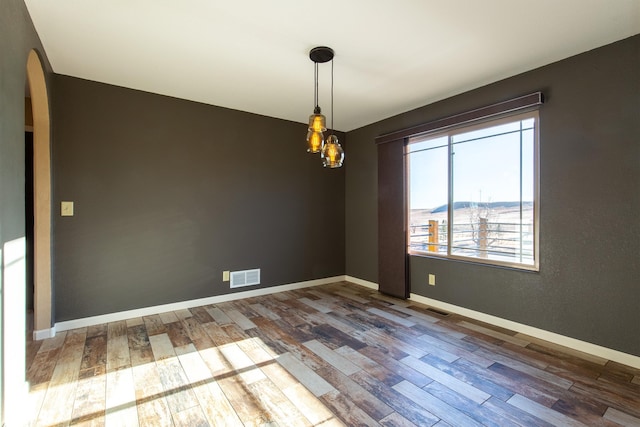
406,110 -> 540,271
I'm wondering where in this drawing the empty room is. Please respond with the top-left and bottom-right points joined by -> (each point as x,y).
1,1 -> 639,426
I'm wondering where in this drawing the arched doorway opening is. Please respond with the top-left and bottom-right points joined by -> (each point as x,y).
26,49 -> 52,338
3,47 -> 53,427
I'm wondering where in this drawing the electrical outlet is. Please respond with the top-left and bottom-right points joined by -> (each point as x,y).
428,274 -> 436,286
223,270 -> 230,282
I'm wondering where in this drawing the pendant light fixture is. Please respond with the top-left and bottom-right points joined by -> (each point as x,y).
306,47 -> 330,153
321,55 -> 344,168
306,46 -> 344,168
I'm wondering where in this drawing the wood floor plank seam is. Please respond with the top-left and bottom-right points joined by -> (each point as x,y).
25,282 -> 640,427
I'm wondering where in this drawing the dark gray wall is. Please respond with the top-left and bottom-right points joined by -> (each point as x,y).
52,76 -> 345,321
345,35 -> 640,357
0,0 -> 51,422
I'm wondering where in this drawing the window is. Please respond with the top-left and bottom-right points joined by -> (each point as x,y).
407,111 -> 539,270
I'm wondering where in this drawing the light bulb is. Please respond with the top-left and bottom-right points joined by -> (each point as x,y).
308,113 -> 326,132
321,134 -> 344,168
311,115 -> 325,132
307,130 -> 324,153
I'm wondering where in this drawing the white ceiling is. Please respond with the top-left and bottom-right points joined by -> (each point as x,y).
25,0 -> 640,132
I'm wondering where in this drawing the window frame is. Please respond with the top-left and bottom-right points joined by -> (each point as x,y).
406,110 -> 540,271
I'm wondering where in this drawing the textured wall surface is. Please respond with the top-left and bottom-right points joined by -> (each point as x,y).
52,76 -> 345,320
345,35 -> 640,356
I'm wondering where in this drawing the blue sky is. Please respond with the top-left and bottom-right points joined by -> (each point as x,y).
408,119 -> 535,210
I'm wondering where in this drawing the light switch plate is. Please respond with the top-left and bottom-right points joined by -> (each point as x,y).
61,201 -> 74,216
428,274 -> 436,286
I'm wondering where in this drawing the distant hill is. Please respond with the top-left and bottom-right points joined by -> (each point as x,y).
431,201 -> 533,213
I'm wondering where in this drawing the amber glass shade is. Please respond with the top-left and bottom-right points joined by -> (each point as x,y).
307,112 -> 326,153
321,134 -> 344,168
309,113 -> 326,132
306,130 -> 324,153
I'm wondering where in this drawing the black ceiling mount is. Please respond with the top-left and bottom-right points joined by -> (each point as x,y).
309,46 -> 334,63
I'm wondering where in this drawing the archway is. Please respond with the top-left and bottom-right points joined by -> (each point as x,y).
26,49 -> 52,338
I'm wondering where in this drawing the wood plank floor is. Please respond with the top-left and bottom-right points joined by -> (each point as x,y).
25,282 -> 640,426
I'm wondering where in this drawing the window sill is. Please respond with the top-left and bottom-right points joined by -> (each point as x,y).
408,251 -> 539,273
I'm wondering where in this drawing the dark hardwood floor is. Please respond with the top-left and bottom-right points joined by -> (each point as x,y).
25,282 -> 640,426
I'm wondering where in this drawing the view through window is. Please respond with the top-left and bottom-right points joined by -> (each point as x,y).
407,111 -> 539,270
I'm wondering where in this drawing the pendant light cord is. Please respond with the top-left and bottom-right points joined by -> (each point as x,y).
330,59 -> 334,136
314,62 -> 319,109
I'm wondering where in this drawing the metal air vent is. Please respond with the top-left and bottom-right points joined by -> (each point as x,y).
230,269 -> 260,288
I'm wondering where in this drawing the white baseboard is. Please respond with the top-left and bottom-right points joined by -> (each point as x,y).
46,274 -> 640,370
344,275 -> 378,290
409,293 -> 640,370
33,326 -> 55,340
54,276 -> 344,333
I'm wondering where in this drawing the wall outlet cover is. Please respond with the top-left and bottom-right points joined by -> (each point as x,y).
61,201 -> 74,216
